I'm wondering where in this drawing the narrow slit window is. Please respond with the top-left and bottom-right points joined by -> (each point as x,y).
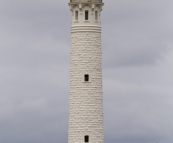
95,11 -> 98,20
85,10 -> 89,20
84,74 -> 89,82
84,135 -> 89,142
75,11 -> 78,20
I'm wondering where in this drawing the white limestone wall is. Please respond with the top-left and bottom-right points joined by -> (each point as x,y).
68,2 -> 104,143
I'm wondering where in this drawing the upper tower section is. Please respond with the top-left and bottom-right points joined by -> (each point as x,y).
69,0 -> 104,26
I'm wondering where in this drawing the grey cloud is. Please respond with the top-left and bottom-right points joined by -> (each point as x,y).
102,0 -> 173,68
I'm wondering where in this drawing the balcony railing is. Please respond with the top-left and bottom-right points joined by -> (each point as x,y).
70,0 -> 102,3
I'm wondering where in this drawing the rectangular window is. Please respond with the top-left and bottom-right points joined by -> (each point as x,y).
95,11 -> 98,20
85,135 -> 89,142
85,10 -> 89,20
84,74 -> 89,82
75,11 -> 78,20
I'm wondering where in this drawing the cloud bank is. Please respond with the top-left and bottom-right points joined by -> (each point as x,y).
0,0 -> 173,143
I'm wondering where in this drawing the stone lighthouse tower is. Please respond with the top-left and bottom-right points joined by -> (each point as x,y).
68,0 -> 104,143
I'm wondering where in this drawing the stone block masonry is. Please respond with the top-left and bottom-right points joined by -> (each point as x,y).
68,1 -> 104,143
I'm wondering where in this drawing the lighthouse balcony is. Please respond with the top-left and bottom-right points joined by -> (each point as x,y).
70,0 -> 102,3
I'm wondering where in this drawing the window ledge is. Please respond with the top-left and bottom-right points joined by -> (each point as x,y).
83,81 -> 91,83
84,20 -> 90,22
74,21 -> 79,23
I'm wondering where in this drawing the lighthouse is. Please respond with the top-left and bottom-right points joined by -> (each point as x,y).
68,0 -> 104,143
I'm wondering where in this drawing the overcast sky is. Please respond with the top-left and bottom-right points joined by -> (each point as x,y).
0,0 -> 173,143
